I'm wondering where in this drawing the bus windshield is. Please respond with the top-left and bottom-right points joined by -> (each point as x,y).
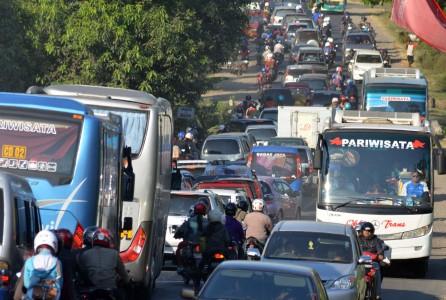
365,86 -> 427,116
0,113 -> 81,185
92,108 -> 148,155
321,131 -> 431,209
251,152 -> 297,178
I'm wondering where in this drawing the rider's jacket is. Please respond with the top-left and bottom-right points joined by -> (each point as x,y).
174,215 -> 208,244
359,235 -> 384,255
204,221 -> 231,253
244,212 -> 273,243
224,216 -> 245,244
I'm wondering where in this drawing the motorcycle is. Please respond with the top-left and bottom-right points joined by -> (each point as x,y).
380,49 -> 391,68
201,250 -> 226,281
361,251 -> 390,300
245,237 -> 264,260
324,49 -> 336,68
178,242 -> 203,294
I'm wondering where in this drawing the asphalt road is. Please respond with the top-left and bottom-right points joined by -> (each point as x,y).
154,2 -> 446,299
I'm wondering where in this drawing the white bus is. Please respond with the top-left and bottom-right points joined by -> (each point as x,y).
30,85 -> 173,296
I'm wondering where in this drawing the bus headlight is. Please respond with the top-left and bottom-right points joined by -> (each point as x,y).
401,225 -> 432,239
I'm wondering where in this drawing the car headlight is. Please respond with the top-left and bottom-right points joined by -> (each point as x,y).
330,275 -> 356,289
401,225 -> 432,239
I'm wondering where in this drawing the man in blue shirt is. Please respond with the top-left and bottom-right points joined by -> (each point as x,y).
402,171 -> 428,198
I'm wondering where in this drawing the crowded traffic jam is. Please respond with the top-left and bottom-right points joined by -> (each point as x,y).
0,0 -> 443,300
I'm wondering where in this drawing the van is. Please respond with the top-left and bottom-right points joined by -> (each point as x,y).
201,133 -> 251,162
0,172 -> 40,297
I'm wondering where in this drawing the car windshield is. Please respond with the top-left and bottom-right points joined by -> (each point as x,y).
346,35 -> 372,45
169,195 -> 209,216
310,93 -> 339,106
321,131 -> 432,208
296,31 -> 318,43
92,108 -> 148,155
203,164 -> 253,178
298,52 -> 324,63
275,9 -> 297,18
356,54 -> 382,63
288,24 -> 307,32
365,86 -> 427,116
203,139 -> 240,155
0,112 -> 81,185
247,128 -> 277,141
261,110 -> 278,122
299,79 -> 326,91
251,152 -> 297,177
265,231 -> 353,264
202,268 -> 316,300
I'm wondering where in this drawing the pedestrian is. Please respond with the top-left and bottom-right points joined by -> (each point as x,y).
407,40 -> 415,67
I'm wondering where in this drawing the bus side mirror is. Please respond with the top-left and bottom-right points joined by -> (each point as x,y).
313,148 -> 322,170
436,149 -> 446,175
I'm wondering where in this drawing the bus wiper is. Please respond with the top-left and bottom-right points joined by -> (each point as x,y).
332,196 -> 387,211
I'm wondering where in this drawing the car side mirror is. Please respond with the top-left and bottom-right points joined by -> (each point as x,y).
181,288 -> 197,299
436,149 -> 446,175
358,255 -> 372,265
247,248 -> 261,260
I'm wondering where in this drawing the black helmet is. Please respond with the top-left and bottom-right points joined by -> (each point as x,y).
360,222 -> 375,234
245,95 -> 252,101
237,199 -> 249,212
83,226 -> 99,248
225,202 -> 237,216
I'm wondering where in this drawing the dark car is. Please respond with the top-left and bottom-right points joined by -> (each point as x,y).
225,119 -> 275,132
343,31 -> 376,63
182,261 -> 329,300
292,29 -> 321,53
293,47 -> 326,66
268,137 -> 308,147
283,64 -> 328,84
282,82 -> 312,106
298,73 -> 329,92
259,88 -> 294,107
309,90 -> 341,107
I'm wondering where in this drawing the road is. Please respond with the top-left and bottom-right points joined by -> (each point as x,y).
154,2 -> 446,299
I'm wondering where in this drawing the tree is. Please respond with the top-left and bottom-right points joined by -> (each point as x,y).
18,0 -> 249,106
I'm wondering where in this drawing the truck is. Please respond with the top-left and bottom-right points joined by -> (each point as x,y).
277,106 -> 334,149
312,110 -> 446,277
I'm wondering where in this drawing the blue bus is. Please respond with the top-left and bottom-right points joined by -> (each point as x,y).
0,93 -> 123,247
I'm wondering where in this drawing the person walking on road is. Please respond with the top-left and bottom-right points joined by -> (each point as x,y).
407,40 -> 415,67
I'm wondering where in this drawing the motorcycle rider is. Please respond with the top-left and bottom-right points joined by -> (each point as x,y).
331,66 -> 345,91
344,79 -> 358,98
224,203 -> 245,258
76,228 -> 129,299
23,230 -> 63,300
323,42 -> 335,65
244,199 -> 273,248
55,229 -> 76,300
181,132 -> 199,159
235,199 -> 249,223
203,210 -> 231,266
273,40 -> 284,63
262,45 -> 273,61
359,222 -> 384,299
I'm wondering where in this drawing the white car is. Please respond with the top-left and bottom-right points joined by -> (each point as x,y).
163,191 -> 225,258
196,188 -> 249,206
245,124 -> 277,146
349,49 -> 383,82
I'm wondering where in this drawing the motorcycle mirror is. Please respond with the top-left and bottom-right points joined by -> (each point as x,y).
247,248 -> 261,260
358,255 -> 373,265
181,288 -> 197,299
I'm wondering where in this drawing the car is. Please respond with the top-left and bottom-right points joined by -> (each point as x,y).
291,29 -> 321,53
348,49 -> 383,82
193,178 -> 263,201
284,21 -> 309,47
268,136 -> 308,147
309,90 -> 342,107
298,73 -> 329,92
292,47 -> 327,67
176,160 -> 209,178
343,31 -> 376,62
259,88 -> 295,107
283,65 -> 320,84
245,124 -> 278,145
201,133 -> 252,162
259,107 -> 278,123
225,118 -> 275,132
198,162 -> 257,181
164,191 -> 225,259
282,82 -> 312,106
196,188 -> 250,208
318,0 -> 346,13
271,6 -> 302,25
182,260 -> 329,300
259,176 -> 302,222
262,221 -> 367,300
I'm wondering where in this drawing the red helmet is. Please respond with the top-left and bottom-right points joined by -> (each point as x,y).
194,202 -> 207,215
92,228 -> 112,248
55,228 -> 73,250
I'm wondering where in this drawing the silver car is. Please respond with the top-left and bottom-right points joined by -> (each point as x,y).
262,221 -> 367,300
201,133 -> 251,162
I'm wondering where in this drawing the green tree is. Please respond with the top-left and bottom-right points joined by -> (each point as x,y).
19,0 -> 249,106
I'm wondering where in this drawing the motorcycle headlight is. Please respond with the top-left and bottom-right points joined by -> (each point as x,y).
330,275 -> 356,289
401,225 -> 432,239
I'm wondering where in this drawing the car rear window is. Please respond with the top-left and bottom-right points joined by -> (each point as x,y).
261,89 -> 294,106
310,93 -> 339,106
247,128 -> 277,141
169,195 -> 209,216
260,110 -> 278,122
356,54 -> 382,63
203,139 -> 240,155
296,31 -> 318,43
300,79 -> 326,91
346,35 -> 372,45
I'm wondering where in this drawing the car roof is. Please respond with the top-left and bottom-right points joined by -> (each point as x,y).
354,49 -> 381,55
261,107 -> 278,112
299,47 -> 323,52
274,220 -> 350,235
205,134 -> 244,140
216,261 -> 316,277
252,145 -> 299,154
246,124 -> 277,130
197,189 -> 241,195
297,28 -> 318,32
299,73 -> 327,79
229,118 -> 274,124
170,191 -> 211,197
346,31 -> 373,37
312,90 -> 341,95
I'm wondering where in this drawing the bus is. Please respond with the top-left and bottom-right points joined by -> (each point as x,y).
313,110 -> 446,277
0,92 -> 123,247
30,85 -> 173,296
362,68 -> 429,120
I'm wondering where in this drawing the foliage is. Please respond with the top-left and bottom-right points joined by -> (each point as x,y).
17,0 -> 249,106
196,99 -> 233,135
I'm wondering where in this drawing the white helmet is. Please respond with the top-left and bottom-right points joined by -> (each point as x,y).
325,42 -> 330,47
324,16 -> 331,22
252,199 -> 265,211
185,132 -> 193,140
34,230 -> 58,253
265,45 -> 270,51
208,209 -> 223,223
327,37 -> 334,43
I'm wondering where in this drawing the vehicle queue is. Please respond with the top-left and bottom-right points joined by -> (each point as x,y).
0,0 -> 443,300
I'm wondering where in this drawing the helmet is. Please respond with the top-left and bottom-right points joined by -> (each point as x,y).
344,102 -> 352,110
178,131 -> 185,140
237,199 -> 249,212
325,42 -> 330,47
194,202 -> 207,215
332,97 -> 339,103
185,132 -> 193,140
265,45 -> 270,51
360,222 -> 375,234
346,79 -> 353,85
34,230 -> 58,254
245,95 -> 252,101
327,37 -> 334,43
225,202 -> 237,216
336,66 -> 342,72
83,225 -> 99,247
92,228 -> 112,248
55,228 -> 73,250
208,209 -> 223,223
252,199 -> 264,211
261,67 -> 266,73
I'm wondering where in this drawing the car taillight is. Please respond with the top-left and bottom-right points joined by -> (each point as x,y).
72,222 -> 84,249
194,244 -> 201,253
213,253 -> 225,261
0,261 -> 9,287
247,153 -> 253,166
120,226 -> 146,263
